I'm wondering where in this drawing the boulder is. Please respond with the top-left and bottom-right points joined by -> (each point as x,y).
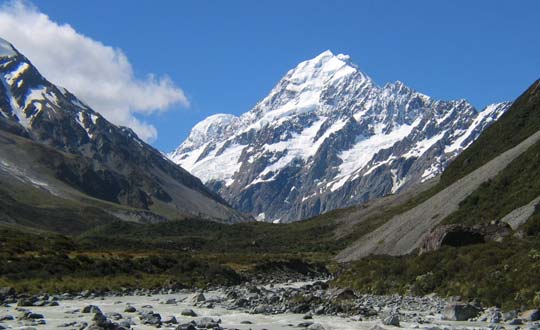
162,316 -> 178,324
420,223 -> 511,253
195,316 -> 220,328
141,311 -> 161,325
181,309 -> 198,317
24,312 -> 44,320
105,312 -> 123,321
193,293 -> 206,302
303,312 -> 313,319
307,323 -> 326,330
82,305 -> 102,314
330,288 -> 357,300
503,310 -> 518,321
165,298 -> 177,305
521,309 -> 540,321
442,303 -> 481,321
252,304 -> 272,314
17,298 -> 34,307
382,314 -> 400,326
0,287 -> 15,299
176,322 -> 197,330
124,306 -> 136,313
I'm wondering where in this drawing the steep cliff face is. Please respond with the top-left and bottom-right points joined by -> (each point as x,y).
170,50 -> 510,222
0,37 -> 247,224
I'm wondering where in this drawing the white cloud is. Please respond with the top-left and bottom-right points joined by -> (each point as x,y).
0,0 -> 189,142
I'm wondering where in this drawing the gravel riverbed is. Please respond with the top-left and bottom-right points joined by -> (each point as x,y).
0,280 -> 538,330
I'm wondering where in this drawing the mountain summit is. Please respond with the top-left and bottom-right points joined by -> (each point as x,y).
169,51 -> 510,223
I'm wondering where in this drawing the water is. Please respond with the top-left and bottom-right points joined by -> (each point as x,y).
0,284 -> 496,330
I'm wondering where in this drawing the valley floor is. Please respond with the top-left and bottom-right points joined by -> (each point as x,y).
3,280 -> 537,330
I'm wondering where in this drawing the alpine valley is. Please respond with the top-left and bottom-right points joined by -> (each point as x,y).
169,51 -> 510,223
1,34 -> 540,327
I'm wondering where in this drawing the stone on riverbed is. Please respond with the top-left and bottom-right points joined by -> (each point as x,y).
442,303 -> 481,321
195,316 -> 220,328
181,308 -> 198,317
163,315 -> 178,324
124,305 -> 136,313
521,309 -> 540,321
141,311 -> 161,325
382,314 -> 400,326
82,305 -> 102,314
307,323 -> 326,330
193,293 -> 206,302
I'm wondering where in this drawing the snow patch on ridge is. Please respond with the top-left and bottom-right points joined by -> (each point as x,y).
0,38 -> 17,57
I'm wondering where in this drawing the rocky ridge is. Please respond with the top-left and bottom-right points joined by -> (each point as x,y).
170,50 -> 510,222
0,37 -> 247,224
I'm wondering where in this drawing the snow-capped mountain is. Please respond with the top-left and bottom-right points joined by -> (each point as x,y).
0,37 -> 247,224
171,50 -> 510,223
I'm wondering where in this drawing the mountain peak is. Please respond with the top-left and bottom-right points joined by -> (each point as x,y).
288,50 -> 358,83
172,49 -> 511,222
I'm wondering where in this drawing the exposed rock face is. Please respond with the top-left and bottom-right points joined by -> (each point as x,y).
419,222 -> 512,253
0,37 -> 247,224
170,50 -> 510,222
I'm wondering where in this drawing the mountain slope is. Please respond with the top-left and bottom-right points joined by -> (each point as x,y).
170,50 -> 510,222
0,37 -> 247,226
336,79 -> 540,261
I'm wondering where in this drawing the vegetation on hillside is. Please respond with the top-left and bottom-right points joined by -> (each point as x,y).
334,237 -> 540,310
440,80 -> 540,187
443,139 -> 540,226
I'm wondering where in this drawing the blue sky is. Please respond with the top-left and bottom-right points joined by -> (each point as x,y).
11,0 -> 540,151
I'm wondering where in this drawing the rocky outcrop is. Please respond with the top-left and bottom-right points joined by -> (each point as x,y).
419,222 -> 512,254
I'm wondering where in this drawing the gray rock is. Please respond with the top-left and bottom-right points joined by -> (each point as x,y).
503,310 -> 518,321
24,312 -> 44,320
176,322 -> 197,330
141,311 -> 161,325
163,315 -> 178,324
298,322 -> 314,327
307,323 -> 326,330
165,298 -> 177,305
58,321 -> 78,328
442,303 -> 481,321
0,314 -> 14,321
193,293 -> 206,302
382,314 -> 400,326
195,316 -> 220,328
521,309 -> 540,322
82,305 -> 102,314
253,304 -> 272,314
369,326 -> 387,330
105,312 -> 123,320
508,318 -> 523,325
17,298 -> 34,307
0,287 -> 15,298
303,312 -> 313,319
124,305 -> 136,313
181,309 -> 198,317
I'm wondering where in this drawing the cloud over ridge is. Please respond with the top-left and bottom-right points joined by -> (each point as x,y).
0,0 -> 188,142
